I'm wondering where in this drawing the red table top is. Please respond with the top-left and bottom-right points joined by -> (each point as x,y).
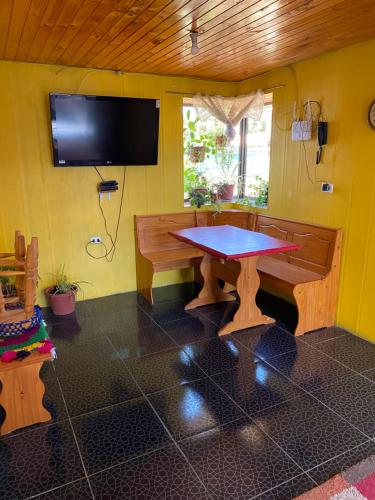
170,225 -> 300,260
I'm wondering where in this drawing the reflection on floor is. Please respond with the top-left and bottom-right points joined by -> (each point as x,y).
1,283 -> 375,499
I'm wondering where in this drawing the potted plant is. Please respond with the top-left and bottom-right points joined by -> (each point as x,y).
213,143 -> 239,201
188,175 -> 215,208
184,110 -> 217,165
45,266 -> 88,315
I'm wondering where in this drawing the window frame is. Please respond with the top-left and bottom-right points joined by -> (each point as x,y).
182,92 -> 273,206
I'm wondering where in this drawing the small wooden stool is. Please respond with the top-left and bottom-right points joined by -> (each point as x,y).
0,352 -> 52,436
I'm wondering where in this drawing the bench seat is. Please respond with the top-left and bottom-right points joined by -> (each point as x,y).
255,215 -> 342,336
143,248 -> 204,270
257,255 -> 324,286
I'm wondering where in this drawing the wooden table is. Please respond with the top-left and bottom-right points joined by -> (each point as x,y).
170,225 -> 299,336
0,352 -> 53,435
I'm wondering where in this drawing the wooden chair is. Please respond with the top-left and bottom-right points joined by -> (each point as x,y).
0,230 -> 27,304
0,236 -> 38,324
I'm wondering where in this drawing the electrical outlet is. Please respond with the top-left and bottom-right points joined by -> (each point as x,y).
321,183 -> 334,193
90,236 -> 102,244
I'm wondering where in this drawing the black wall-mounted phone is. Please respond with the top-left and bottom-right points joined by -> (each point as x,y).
316,121 -> 328,164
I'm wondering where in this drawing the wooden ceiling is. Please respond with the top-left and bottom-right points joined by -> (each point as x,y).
1,0 -> 375,81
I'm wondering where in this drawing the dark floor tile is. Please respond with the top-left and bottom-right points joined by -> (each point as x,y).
198,301 -> 239,328
90,445 -> 209,499
149,378 -> 244,441
108,323 -> 176,359
49,308 -> 156,343
33,478 -> 93,499
162,315 -> 218,345
125,347 -> 205,394
315,334 -> 375,373
198,299 -> 239,315
0,422 -> 84,499
212,359 -> 304,417
53,336 -> 116,376
253,473 -> 316,500
42,372 -> 69,422
180,419 -> 301,499
183,337 -> 245,376
231,324 -> 298,362
252,395 -> 367,470
140,298 -> 197,324
299,326 -> 349,345
72,396 -> 172,473
41,307 -> 78,325
152,282 -> 201,303
307,440 -> 375,484
362,368 -> 375,383
266,343 -> 354,392
46,313 -> 83,340
75,291 -> 142,317
256,290 -> 298,333
310,375 -> 375,438
58,361 -> 141,417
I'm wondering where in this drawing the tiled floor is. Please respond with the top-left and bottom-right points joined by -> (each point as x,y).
2,283 -> 375,499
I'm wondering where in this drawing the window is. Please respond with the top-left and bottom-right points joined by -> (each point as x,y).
183,94 -> 273,208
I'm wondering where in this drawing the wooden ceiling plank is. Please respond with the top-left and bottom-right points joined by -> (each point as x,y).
125,0 -> 282,70
0,0 -> 13,59
53,0 -> 137,65
218,23 -> 375,80
44,0 -> 104,64
36,0 -> 88,62
67,0 -> 158,66
194,10 -> 375,79
102,0 -> 252,68
131,0 -> 343,73
91,0 -> 215,68
15,0 -> 50,60
25,0 -> 69,62
78,0 -> 197,67
98,0 -> 263,68
147,0 -> 364,75
194,2 -> 375,78
4,0 -> 32,60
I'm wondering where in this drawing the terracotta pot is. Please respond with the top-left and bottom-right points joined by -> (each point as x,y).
218,183 -> 235,201
189,145 -> 206,163
45,287 -> 77,315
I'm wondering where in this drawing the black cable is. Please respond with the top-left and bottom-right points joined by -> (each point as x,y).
85,241 -> 109,259
93,166 -> 105,181
86,167 -> 126,262
301,139 -> 328,185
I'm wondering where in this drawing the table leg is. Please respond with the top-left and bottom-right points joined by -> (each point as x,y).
218,255 -> 274,336
185,253 -> 236,310
0,360 -> 51,436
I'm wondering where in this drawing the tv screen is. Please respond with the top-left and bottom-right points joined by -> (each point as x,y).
49,93 -> 160,166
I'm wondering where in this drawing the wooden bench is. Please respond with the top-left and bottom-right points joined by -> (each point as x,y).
134,210 -> 256,304
255,214 -> 342,336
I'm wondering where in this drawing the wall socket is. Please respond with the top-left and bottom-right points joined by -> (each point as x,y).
90,236 -> 102,244
321,183 -> 334,193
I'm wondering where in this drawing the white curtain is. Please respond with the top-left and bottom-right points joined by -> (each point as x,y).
192,89 -> 264,140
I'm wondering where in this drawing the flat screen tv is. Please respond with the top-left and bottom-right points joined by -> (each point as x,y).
49,93 -> 160,166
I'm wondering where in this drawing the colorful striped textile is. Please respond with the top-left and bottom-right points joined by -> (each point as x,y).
296,455 -> 375,499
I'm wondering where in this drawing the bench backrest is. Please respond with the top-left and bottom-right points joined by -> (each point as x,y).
255,214 -> 341,275
196,210 -> 256,230
135,212 -> 198,253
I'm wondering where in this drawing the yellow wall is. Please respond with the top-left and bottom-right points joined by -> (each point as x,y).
0,61 -> 235,303
1,37 -> 375,342
237,38 -> 375,341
